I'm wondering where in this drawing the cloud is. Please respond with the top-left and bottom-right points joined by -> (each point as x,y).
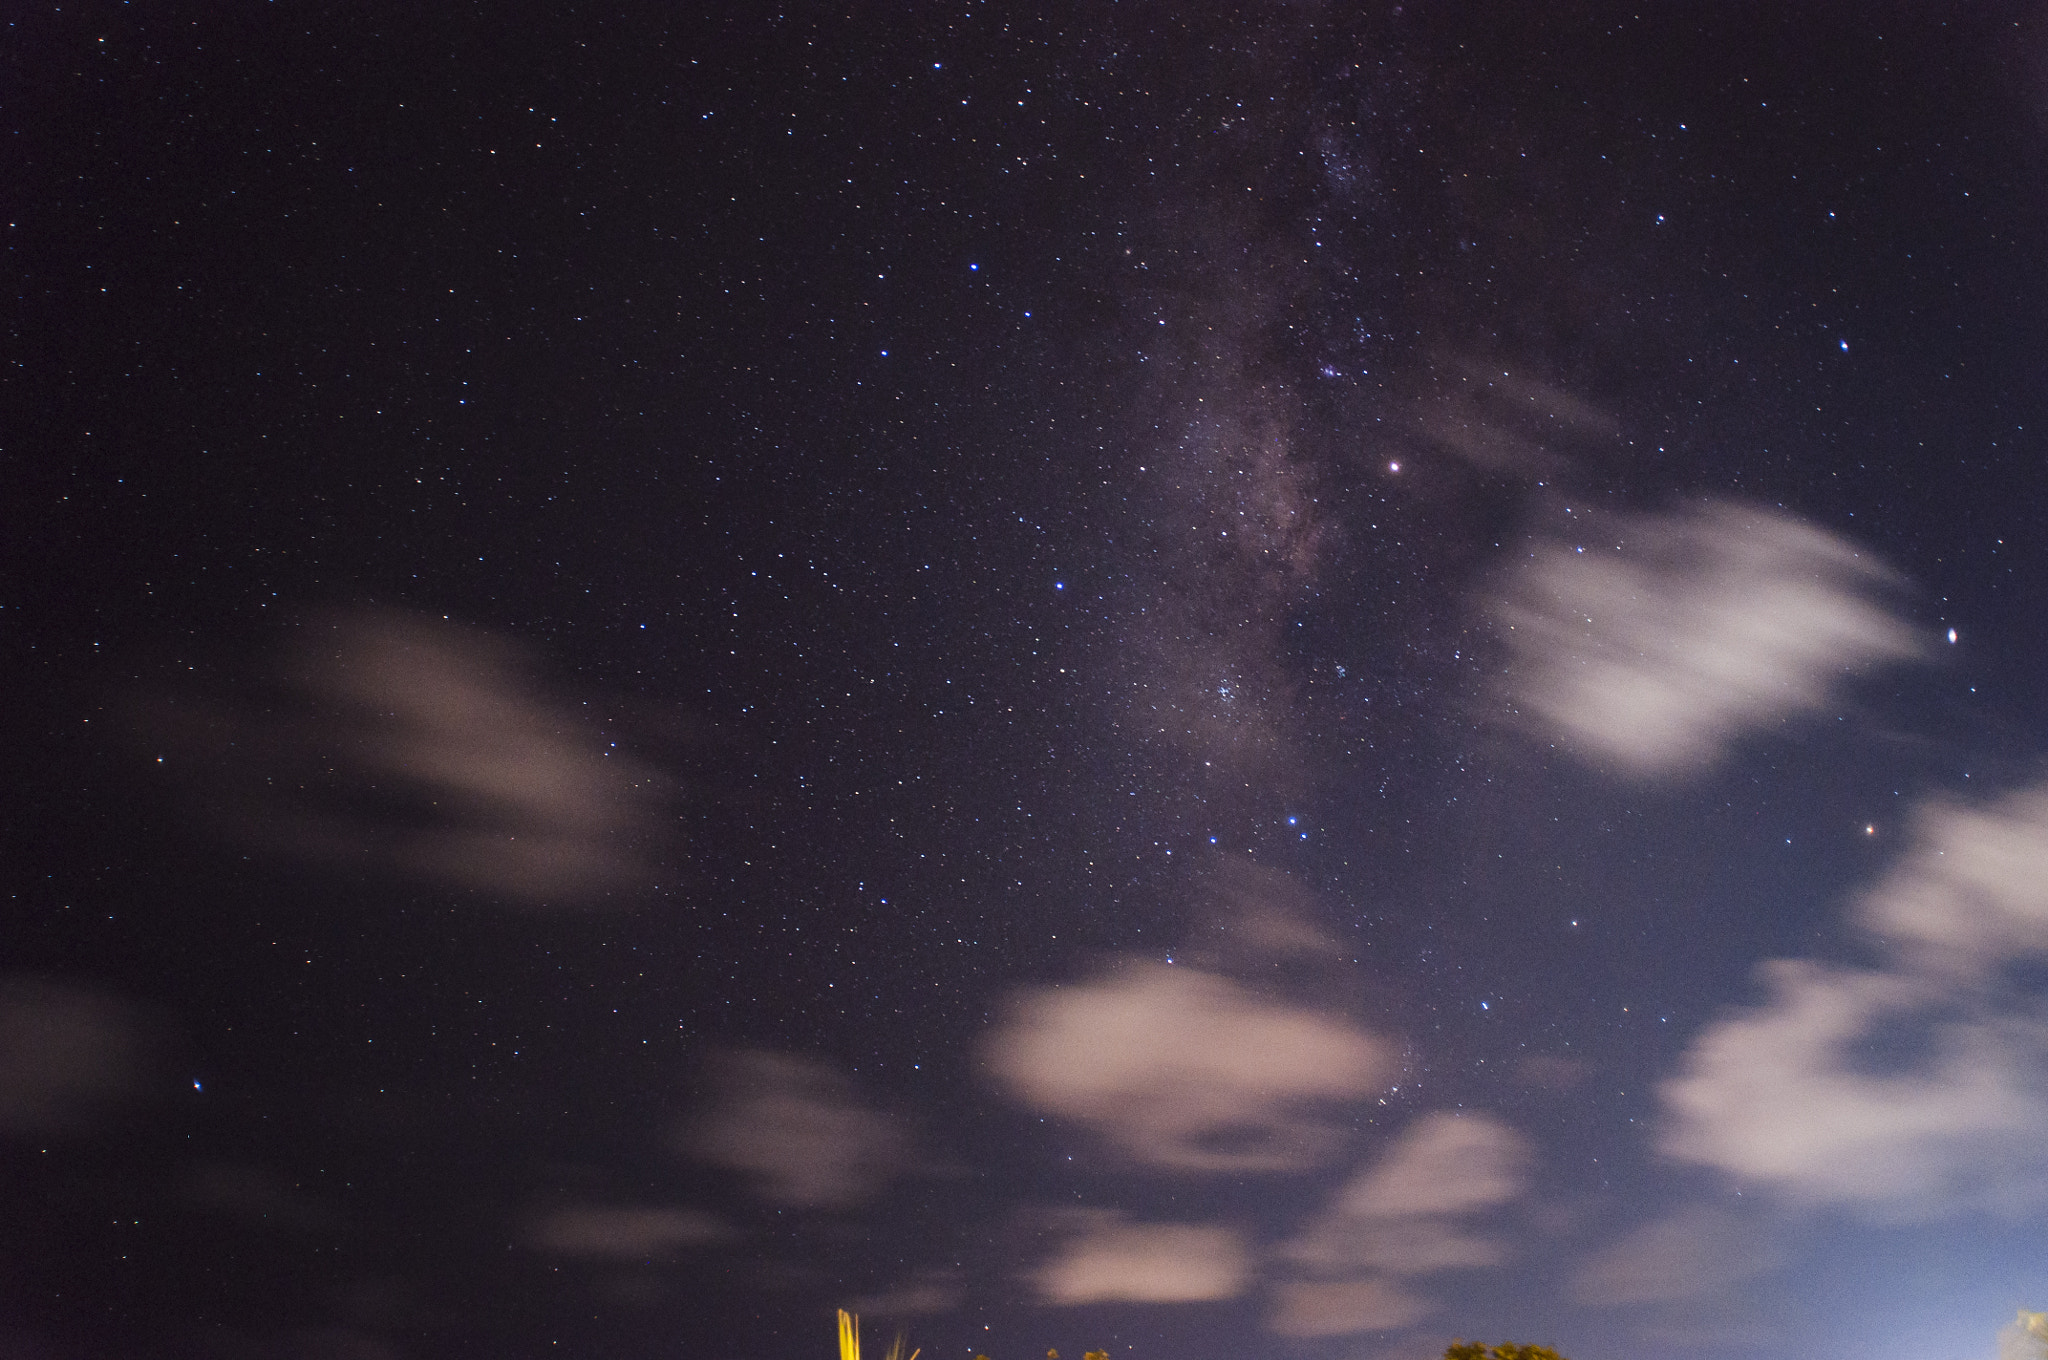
1329,1112 -> 1530,1219
1491,500 -> 1919,777
0,976 -> 147,1136
1662,780 -> 2048,1219
848,1268 -> 965,1317
1401,359 -> 1619,479
687,1050 -> 910,1208
1267,1277 -> 1434,1337
147,608 -> 672,908
984,961 -> 1395,1171
1270,1114 -> 1529,1337
1658,959 -> 2048,1217
1199,858 -> 1346,962
1282,1216 -> 1506,1277
523,1203 -> 727,1259
1857,788 -> 2048,978
1278,1113 -> 1527,1281
1570,1204 -> 1783,1305
1032,1211 -> 1251,1305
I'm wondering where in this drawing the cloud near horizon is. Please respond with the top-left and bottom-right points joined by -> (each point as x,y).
1661,782 -> 2048,1218
1492,499 -> 1920,778
983,961 -> 1395,1172
1270,1113 -> 1531,1338
1570,1203 -> 1784,1306
1857,788 -> 2048,978
1032,1211 -> 1252,1305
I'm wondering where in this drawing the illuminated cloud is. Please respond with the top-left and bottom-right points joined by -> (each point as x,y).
1492,500 -> 1919,777
1857,788 -> 2048,978
984,961 -> 1394,1171
0,976 -> 147,1136
1267,1277 -> 1434,1337
1033,1211 -> 1251,1305
687,1050 -> 910,1209
1330,1112 -> 1530,1219
1659,959 -> 2048,1217
1570,1204 -> 1783,1305
147,608 -> 671,908
1200,859 -> 1345,962
523,1203 -> 727,1259
1663,781 -> 2048,1218
1281,1215 -> 1506,1278
1277,1113 -> 1527,1287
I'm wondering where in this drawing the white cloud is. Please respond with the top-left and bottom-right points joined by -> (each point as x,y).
688,1050 -> 910,1209
148,608 -> 671,908
1492,499 -> 1919,777
1857,788 -> 2048,978
1033,1211 -> 1251,1305
1269,1114 -> 1529,1338
1330,1112 -> 1530,1219
1278,1113 -> 1527,1283
1662,779 -> 2048,1219
983,962 -> 1395,1171
1570,1204 -> 1783,1305
523,1204 -> 727,1259
0,976 -> 146,1136
1658,959 -> 2048,1217
1268,1277 -> 1434,1337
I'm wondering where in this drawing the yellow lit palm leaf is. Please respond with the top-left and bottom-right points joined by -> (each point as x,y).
838,1310 -> 918,1360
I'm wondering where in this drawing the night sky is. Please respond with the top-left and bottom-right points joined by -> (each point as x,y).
10,4 -> 2048,1359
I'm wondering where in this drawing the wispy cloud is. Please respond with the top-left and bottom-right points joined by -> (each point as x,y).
1570,1204 -> 1783,1305
1267,1276 -> 1434,1337
1401,359 -> 1621,479
523,1203 -> 727,1259
848,1267 -> 965,1317
1662,782 -> 2048,1218
1660,959 -> 2048,1217
1032,1210 -> 1252,1305
0,975 -> 148,1136
1491,500 -> 1919,777
1323,1111 -> 1530,1220
1270,1113 -> 1530,1337
686,1050 -> 911,1209
1857,788 -> 2048,978
984,961 -> 1394,1171
146,608 -> 672,908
